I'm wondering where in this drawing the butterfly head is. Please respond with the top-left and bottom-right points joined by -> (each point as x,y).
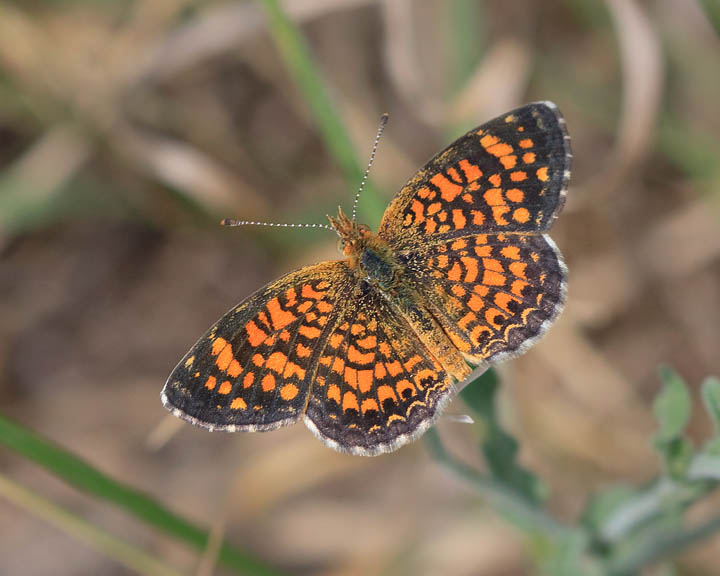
328,207 -> 373,260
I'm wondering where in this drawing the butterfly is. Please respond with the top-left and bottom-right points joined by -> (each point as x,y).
162,102 -> 571,456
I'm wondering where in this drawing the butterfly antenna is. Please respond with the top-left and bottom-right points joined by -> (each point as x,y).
351,113 -> 389,222
221,219 -> 334,231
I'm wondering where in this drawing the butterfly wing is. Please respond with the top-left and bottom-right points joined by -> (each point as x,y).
400,233 -> 566,365
378,102 -> 571,249
380,102 -> 571,364
162,261 -> 355,431
303,281 -> 453,456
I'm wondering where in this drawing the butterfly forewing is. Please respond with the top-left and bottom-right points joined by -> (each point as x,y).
379,102 -> 571,249
162,261 -> 354,431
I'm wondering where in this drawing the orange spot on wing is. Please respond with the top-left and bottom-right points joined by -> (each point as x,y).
452,209 -> 466,230
427,202 -> 442,215
488,142 -> 513,157
404,356 -> 421,371
231,397 -> 247,410
246,321 -> 267,347
280,383 -> 299,401
301,284 -> 324,300
458,312 -> 476,330
283,362 -> 306,381
482,258 -> 504,272
424,219 -> 437,234
506,188 -> 524,202
509,261 -> 528,278
536,166 -> 549,182
458,159 -> 482,182
500,155 -> 517,169
348,344 -> 374,364
329,333 -> 344,349
482,270 -> 506,286
510,171 -> 527,182
513,207 -> 531,223
205,376 -> 217,390
261,373 -> 275,392
299,325 -> 321,339
331,356 -> 345,374
296,343 -> 311,358
468,294 -> 484,312
358,370 -> 373,393
448,262 -> 462,282
328,384 -> 341,403
374,363 -> 387,379
344,366 -> 357,389
361,398 -> 379,413
317,300 -> 333,314
492,206 -> 510,225
342,392 -> 359,412
216,344 -> 233,371
501,246 -> 521,259
243,372 -> 254,388
266,351 -> 287,373
211,338 -> 227,355
379,342 -> 392,357
218,381 -> 232,395
522,152 -> 536,163
519,138 -> 534,149
252,354 -> 264,367
411,199 -> 425,224
356,334 -> 377,349
471,210 -> 485,225
480,134 -> 499,148
430,173 -> 463,202
461,256 -> 479,282
489,173 -> 501,187
377,385 -> 397,404
483,188 -> 505,206
228,359 -> 242,377
386,361 -> 402,376
267,297 -> 296,330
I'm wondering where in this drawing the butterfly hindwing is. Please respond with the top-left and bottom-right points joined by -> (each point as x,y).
304,281 -> 453,455
378,102 -> 571,249
400,232 -> 567,365
162,261 -> 355,431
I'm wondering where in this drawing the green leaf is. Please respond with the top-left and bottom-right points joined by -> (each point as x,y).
582,485 -> 639,534
0,413 -> 281,576
654,365 -> 691,444
461,369 -> 545,504
701,376 -> 720,432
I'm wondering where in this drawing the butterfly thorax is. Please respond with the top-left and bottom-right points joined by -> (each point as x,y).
328,208 -> 401,291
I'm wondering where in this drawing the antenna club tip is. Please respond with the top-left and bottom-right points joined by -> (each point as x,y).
220,218 -> 233,226
380,113 -> 389,124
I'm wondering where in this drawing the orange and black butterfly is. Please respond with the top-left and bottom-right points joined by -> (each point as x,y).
162,102 -> 571,455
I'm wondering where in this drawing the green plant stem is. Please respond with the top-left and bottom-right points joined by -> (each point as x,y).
607,512 -> 720,575
424,428 -> 574,539
0,413 -> 281,576
256,0 -> 386,227
0,473 -> 183,576
599,473 -> 716,543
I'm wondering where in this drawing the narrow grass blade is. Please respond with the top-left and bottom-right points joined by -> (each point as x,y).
0,473 -> 183,576
0,413 -> 281,576
256,0 -> 386,227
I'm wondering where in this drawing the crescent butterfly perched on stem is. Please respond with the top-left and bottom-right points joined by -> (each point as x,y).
162,102 -> 571,456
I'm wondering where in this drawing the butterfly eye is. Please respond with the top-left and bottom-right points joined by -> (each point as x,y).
336,238 -> 346,253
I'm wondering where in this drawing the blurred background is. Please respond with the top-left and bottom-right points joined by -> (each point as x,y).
1,0 -> 719,574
